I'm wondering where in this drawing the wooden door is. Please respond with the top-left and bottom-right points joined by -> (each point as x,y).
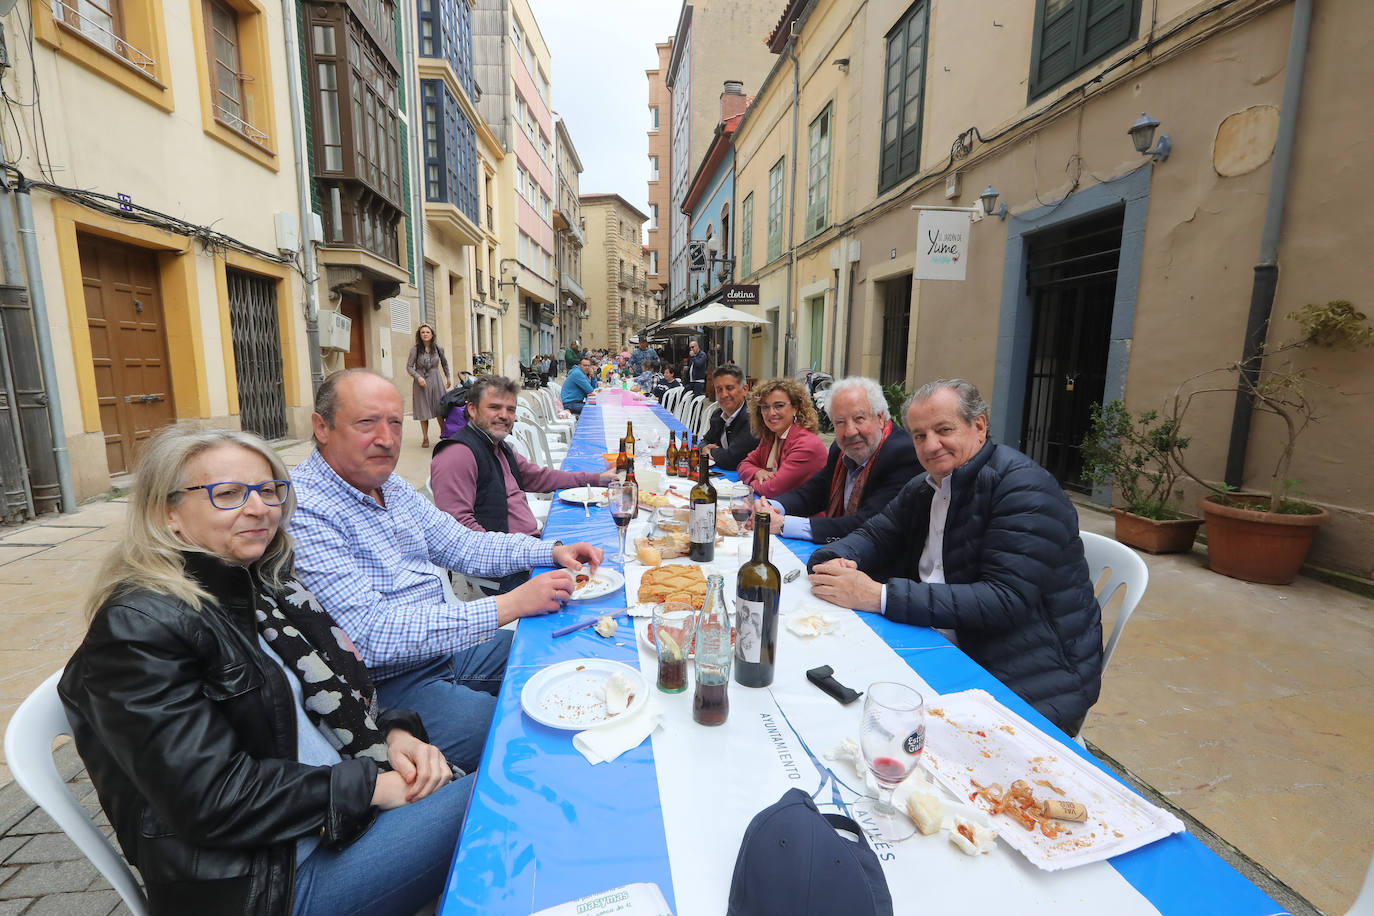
340,293 -> 365,369
80,234 -> 176,475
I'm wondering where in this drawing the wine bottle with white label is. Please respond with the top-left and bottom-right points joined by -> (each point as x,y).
688,452 -> 717,562
734,511 -> 780,687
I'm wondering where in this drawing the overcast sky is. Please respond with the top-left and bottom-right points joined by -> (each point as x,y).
529,0 -> 682,229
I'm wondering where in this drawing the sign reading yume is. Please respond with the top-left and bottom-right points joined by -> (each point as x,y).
721,284 -> 760,305
915,210 -> 970,281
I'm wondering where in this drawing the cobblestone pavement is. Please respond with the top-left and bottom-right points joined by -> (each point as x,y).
1,423 -> 1371,913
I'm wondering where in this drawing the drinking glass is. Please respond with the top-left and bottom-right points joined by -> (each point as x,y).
608,480 -> 638,563
730,488 -> 754,533
653,601 -> 694,693
851,682 -> 925,841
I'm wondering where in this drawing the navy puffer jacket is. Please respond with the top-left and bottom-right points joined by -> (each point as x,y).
808,440 -> 1102,733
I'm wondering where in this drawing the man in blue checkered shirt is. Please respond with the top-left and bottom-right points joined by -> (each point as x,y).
290,369 -> 603,772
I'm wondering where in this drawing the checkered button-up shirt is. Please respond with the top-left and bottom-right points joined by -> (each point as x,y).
288,450 -> 556,679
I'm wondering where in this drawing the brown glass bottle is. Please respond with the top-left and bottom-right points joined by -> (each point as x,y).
734,512 -> 781,687
665,432 -> 679,477
688,453 -> 717,562
624,421 -> 636,459
616,437 -> 627,483
675,433 -> 692,476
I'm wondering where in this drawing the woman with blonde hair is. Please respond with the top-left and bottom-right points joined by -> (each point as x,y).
59,425 -> 470,915
736,377 -> 829,498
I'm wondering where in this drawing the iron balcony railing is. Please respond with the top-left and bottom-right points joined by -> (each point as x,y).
52,0 -> 156,74
215,105 -> 270,145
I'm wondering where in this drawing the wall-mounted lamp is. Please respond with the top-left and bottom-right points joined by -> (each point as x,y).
1128,113 -> 1172,162
832,58 -> 849,74
978,186 -> 1009,221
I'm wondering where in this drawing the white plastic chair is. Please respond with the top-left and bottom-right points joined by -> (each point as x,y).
515,407 -> 569,460
516,399 -> 569,446
1349,851 -> 1374,916
660,387 -> 683,414
4,671 -> 150,916
1079,531 -> 1150,676
673,391 -> 695,425
683,395 -> 706,435
698,401 -> 721,438
534,389 -> 576,438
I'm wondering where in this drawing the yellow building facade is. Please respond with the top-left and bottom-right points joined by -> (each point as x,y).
734,0 -> 1374,576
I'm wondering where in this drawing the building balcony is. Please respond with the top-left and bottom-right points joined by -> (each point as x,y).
425,201 -> 483,247
560,275 -> 585,302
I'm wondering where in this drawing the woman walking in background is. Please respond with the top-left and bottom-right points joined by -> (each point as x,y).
407,324 -> 450,447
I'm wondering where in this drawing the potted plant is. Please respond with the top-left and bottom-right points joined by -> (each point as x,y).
1168,301 -> 1373,584
1080,401 -> 1202,553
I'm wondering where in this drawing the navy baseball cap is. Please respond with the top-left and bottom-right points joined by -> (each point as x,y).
727,789 -> 894,916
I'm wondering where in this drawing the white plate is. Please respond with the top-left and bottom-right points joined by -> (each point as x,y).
559,486 -> 609,505
570,568 -> 625,600
520,658 -> 648,730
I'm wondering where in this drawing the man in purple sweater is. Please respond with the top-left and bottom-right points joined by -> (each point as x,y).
431,375 -> 614,594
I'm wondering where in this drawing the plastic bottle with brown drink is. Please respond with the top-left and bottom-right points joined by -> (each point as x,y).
692,574 -> 731,726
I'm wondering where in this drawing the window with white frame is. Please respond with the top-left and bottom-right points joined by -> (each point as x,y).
766,158 -> 785,263
806,104 -> 831,237
740,192 -> 754,277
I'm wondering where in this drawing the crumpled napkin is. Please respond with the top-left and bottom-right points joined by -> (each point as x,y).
786,612 -> 838,637
827,739 -> 881,796
573,700 -> 662,765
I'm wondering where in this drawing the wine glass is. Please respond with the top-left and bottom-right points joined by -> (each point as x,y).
850,682 -> 925,841
608,480 -> 638,563
730,487 -> 754,533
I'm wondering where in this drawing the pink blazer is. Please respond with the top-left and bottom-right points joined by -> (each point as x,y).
737,426 -> 829,498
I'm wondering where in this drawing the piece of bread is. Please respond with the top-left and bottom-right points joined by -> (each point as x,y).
636,531 -> 689,559
637,564 -> 707,609
716,513 -> 740,536
636,544 -> 662,567
639,491 -> 672,508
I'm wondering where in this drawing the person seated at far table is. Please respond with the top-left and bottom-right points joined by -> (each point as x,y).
432,375 -> 616,593
698,364 -> 758,472
59,425 -> 470,916
736,377 -> 828,499
651,364 -> 682,400
806,378 -> 1103,735
754,376 -> 920,542
289,369 -> 603,773
562,356 -> 597,415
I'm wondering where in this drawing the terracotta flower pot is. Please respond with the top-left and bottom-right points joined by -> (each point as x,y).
1197,495 -> 1330,585
1110,508 -> 1203,554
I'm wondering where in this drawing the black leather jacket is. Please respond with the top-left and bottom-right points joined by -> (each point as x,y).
58,553 -> 424,916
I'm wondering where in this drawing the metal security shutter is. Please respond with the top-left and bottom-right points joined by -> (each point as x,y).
225,268 -> 287,441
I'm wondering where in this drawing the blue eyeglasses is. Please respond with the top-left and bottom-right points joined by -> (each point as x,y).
180,480 -> 292,510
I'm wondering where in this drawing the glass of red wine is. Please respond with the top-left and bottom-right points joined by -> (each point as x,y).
608,480 -> 637,563
851,682 -> 925,841
730,487 -> 753,533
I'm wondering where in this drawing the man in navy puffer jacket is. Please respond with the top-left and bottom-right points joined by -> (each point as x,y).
807,379 -> 1102,734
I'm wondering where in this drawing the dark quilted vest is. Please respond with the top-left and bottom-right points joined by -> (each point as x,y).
434,424 -> 525,533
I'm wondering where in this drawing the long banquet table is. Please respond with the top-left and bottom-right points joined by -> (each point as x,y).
439,390 -> 1287,916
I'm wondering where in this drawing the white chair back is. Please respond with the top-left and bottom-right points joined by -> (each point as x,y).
4,671 -> 150,916
661,387 -> 683,414
698,402 -> 722,438
508,427 -> 535,461
1079,531 -> 1149,675
684,395 -> 706,435
673,391 -> 695,424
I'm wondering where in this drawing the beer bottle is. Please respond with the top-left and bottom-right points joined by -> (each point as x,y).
688,452 -> 717,562
616,437 -> 628,483
688,433 -> 701,469
625,452 -> 639,518
735,512 -> 781,687
665,432 -> 679,477
693,575 -> 731,726
625,421 -> 636,459
675,433 -> 692,477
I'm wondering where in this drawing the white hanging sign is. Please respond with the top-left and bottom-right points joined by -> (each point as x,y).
915,210 -> 970,280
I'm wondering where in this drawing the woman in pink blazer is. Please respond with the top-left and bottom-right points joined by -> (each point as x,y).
736,377 -> 829,499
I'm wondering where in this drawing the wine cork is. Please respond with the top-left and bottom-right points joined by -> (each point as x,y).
1043,799 -> 1088,822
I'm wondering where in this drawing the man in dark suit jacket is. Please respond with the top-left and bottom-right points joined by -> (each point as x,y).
755,377 -> 919,542
683,339 -> 708,396
699,365 -> 758,471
